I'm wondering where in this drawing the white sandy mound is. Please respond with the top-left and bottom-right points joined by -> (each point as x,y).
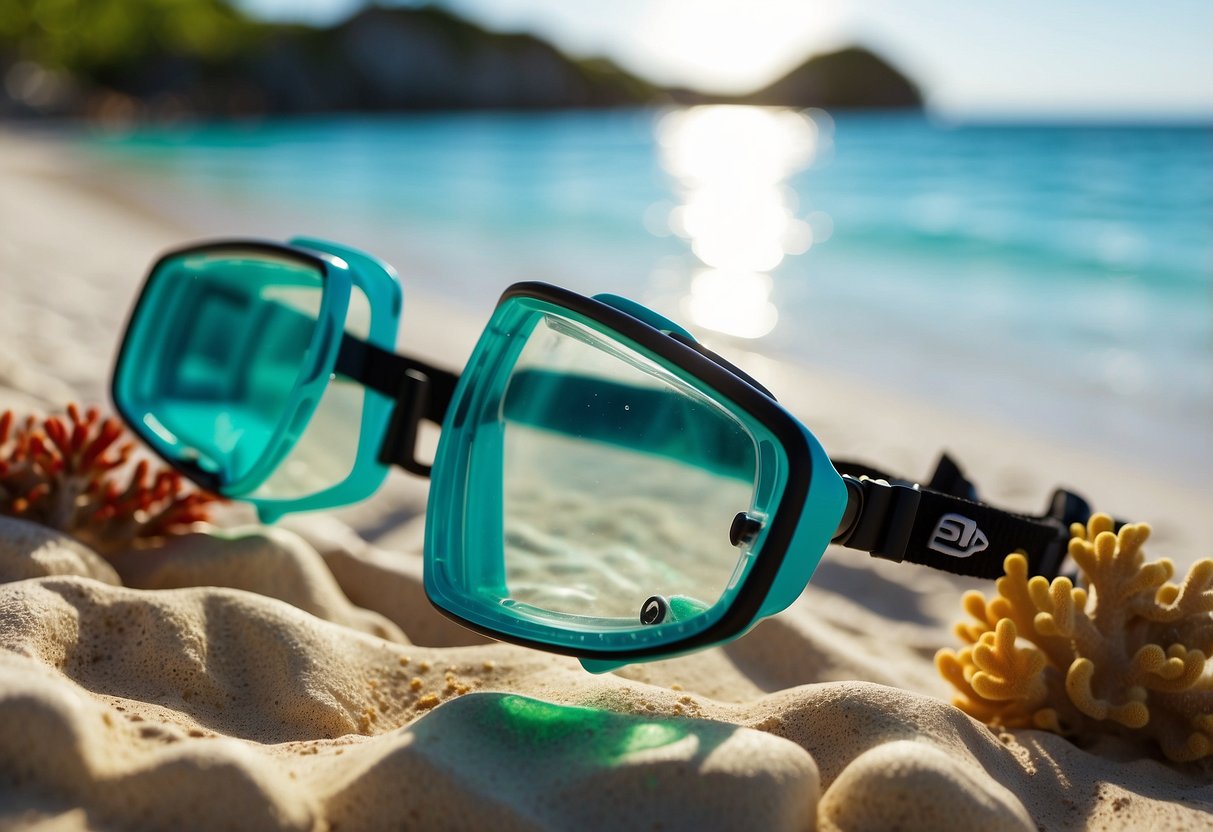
0,576 -> 817,830
106,525 -> 406,644
1,519 -> 1210,831
0,517 -> 119,586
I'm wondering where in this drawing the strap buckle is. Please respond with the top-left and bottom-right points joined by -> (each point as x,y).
377,369 -> 433,477
833,476 -> 922,563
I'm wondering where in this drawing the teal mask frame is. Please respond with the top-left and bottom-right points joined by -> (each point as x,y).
112,237 -> 404,520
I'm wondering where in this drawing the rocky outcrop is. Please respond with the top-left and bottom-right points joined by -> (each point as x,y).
740,46 -> 923,109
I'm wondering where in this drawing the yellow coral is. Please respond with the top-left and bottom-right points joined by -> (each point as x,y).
936,514 -> 1213,762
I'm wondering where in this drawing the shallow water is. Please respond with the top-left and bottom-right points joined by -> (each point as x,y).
85,110 -> 1213,479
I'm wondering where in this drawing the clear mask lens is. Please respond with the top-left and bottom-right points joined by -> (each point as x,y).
484,310 -> 761,632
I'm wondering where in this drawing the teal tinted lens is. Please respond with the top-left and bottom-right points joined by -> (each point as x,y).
115,248 -> 328,489
464,305 -> 761,635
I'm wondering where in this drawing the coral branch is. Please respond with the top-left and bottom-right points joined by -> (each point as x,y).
0,403 -> 222,557
1129,644 -> 1206,692
1142,561 -> 1213,624
935,646 -> 1036,728
938,513 -> 1213,763
1064,658 -> 1149,728
969,619 -> 1048,704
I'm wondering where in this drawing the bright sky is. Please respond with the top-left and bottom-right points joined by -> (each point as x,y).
235,0 -> 1213,119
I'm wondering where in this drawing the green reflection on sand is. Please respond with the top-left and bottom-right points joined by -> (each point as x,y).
494,695 -> 688,762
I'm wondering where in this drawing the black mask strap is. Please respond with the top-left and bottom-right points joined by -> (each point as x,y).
831,453 -> 1107,581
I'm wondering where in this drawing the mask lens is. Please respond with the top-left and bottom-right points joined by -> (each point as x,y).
489,310 -> 760,631
115,247 -> 328,489
249,284 -> 372,499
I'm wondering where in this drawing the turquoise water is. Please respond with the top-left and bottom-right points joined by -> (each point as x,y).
88,110 -> 1212,478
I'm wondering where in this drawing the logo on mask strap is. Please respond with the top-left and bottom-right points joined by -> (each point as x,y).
928,513 -> 989,558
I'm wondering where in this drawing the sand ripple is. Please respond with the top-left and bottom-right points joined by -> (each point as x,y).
1,518 -> 1210,830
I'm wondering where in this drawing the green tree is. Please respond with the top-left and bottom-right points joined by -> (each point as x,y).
0,0 -> 255,75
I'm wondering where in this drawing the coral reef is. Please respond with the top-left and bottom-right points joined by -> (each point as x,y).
937,514 -> 1213,762
0,404 -> 219,557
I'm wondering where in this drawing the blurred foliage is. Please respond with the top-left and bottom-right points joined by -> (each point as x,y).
0,0 -> 256,73
0,0 -> 664,115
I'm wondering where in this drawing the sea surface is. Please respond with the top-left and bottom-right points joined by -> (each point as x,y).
84,110 -> 1212,481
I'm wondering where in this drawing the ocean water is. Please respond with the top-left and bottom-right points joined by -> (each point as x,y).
86,110 -> 1212,480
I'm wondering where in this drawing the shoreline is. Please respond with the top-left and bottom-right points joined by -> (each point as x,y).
67,115 -> 1213,489
69,112 -> 1213,486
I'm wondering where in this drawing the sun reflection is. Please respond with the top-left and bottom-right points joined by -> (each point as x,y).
686,270 -> 778,340
657,105 -> 826,339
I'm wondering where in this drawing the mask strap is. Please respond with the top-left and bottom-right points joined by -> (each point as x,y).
334,334 -> 459,476
831,453 -> 1114,581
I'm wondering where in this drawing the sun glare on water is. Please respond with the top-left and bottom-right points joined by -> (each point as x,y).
657,105 -> 826,339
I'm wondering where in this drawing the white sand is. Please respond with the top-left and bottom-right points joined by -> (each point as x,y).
1,126 -> 1210,830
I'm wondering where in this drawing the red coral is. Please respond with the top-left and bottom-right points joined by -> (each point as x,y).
0,403 -> 221,556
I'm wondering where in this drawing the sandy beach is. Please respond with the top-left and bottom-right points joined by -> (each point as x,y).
1,125 -> 1210,830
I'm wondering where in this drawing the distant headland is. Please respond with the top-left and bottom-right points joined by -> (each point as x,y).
0,2 -> 923,118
